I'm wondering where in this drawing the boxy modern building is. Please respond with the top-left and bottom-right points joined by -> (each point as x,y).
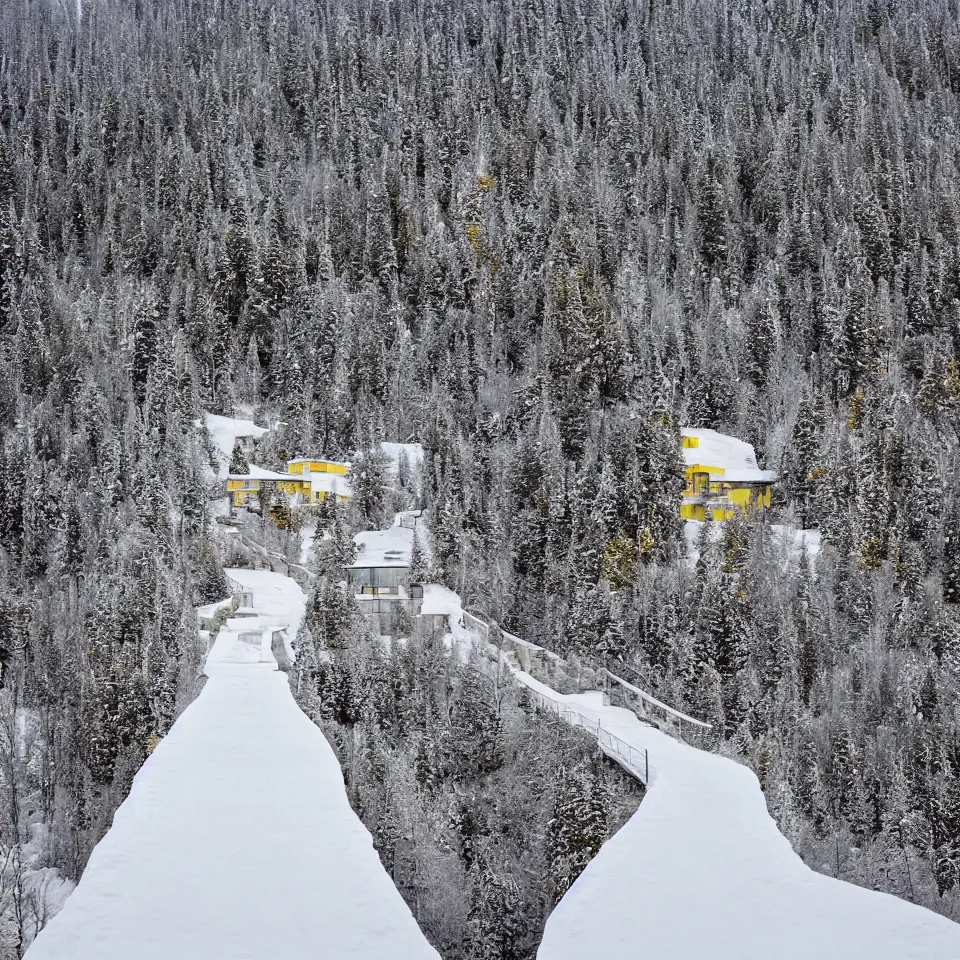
226,458 -> 353,511
346,519 -> 424,632
680,428 -> 777,521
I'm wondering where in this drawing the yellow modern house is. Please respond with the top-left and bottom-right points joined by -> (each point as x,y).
286,458 -> 350,477
286,458 -> 351,506
226,467 -> 306,509
227,458 -> 352,511
680,429 -> 776,521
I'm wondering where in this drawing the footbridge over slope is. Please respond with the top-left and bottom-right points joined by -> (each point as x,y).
26,570 -> 439,960
457,612 -> 960,960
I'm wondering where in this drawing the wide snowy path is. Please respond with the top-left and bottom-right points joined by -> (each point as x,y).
513,676 -> 960,960
26,569 -> 439,960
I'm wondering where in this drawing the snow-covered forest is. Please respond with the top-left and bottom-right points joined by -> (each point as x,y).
3,0 -> 960,953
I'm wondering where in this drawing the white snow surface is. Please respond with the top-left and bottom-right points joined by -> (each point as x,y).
420,583 -> 463,618
26,570 -> 439,960
310,472 -> 353,498
350,518 -> 414,568
299,519 -> 318,565
420,583 -> 474,652
682,426 -> 776,482
380,441 -> 424,473
204,412 -> 269,479
685,519 -> 822,567
511,672 -> 960,960
194,595 -> 234,622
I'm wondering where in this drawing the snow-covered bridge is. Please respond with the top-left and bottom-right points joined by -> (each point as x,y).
473,626 -> 960,960
25,570 -> 439,960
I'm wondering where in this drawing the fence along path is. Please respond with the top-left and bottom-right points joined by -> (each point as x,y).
603,669 -> 711,741
462,610 -> 709,780
521,685 -> 651,784
461,612 -> 960,960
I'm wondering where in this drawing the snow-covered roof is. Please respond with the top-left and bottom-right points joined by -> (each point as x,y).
288,457 -> 351,467
348,522 -> 413,568
203,412 -> 270,480
227,466 -> 296,481
682,428 -> 777,484
711,469 -> 778,484
310,474 -> 353,497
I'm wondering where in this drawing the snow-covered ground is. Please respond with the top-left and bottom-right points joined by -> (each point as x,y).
299,519 -> 318,565
26,571 -> 439,960
684,518 -> 822,565
420,583 -> 462,619
351,517 -> 415,567
203,411 -> 269,479
380,441 -> 424,474
420,583 -> 474,651
500,670 -> 960,960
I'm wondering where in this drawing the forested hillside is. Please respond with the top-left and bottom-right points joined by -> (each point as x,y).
2,0 -> 960,950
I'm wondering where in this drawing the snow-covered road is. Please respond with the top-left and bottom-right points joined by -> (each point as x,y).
512,676 -> 960,960
26,570 -> 439,960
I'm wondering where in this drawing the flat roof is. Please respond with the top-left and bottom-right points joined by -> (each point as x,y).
288,457 -> 352,466
711,469 -> 778,484
682,428 -> 777,484
347,523 -> 413,568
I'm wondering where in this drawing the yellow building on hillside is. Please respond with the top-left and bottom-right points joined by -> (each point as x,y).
680,429 -> 776,521
286,458 -> 352,506
226,467 -> 306,509
227,458 -> 353,511
287,458 -> 350,477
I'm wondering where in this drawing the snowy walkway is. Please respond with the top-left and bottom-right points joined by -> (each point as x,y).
26,570 -> 439,960
509,674 -> 960,960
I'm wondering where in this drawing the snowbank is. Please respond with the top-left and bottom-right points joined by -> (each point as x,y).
380,441 -> 424,473
350,520 -> 414,568
195,595 -> 234,623
685,519 -> 822,566
299,520 -> 318,565
26,571 -> 439,960
514,675 -> 960,960
420,583 -> 462,619
203,412 -> 269,479
772,523 -> 822,558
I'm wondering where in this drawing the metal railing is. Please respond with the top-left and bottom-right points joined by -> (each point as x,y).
235,533 -> 313,589
604,670 -> 712,741
462,611 -> 651,784
524,686 -> 650,785
463,611 -> 709,739
463,612 -> 565,664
